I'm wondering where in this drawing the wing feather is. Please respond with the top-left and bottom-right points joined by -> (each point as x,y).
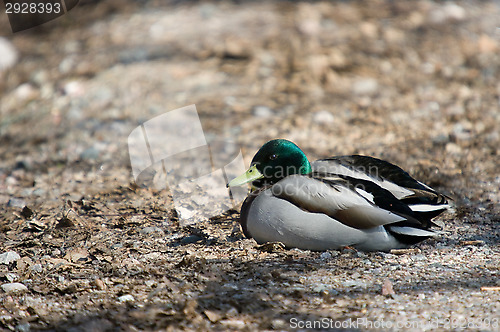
270,175 -> 405,229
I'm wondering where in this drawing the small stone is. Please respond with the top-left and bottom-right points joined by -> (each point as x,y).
111,243 -> 123,250
0,37 -> 18,71
1,282 -> 28,294
428,3 -> 466,25
144,280 -> 156,288
117,294 -> 135,303
271,319 -> 287,329
319,252 -> 332,260
15,84 -> 38,101
478,34 -> 498,54
382,278 -> 395,296
140,226 -> 164,235
15,323 -> 30,332
432,134 -> 449,145
312,284 -> 329,293
253,105 -> 273,118
176,207 -> 195,219
29,264 -> 43,273
0,252 -> 21,265
359,21 -> 378,38
7,198 -> 26,208
80,147 -> 99,160
352,78 -> 379,96
445,142 -> 462,154
93,279 -> 106,290
313,110 -> 335,125
342,280 -> 366,288
63,80 -> 85,97
220,319 -> 246,329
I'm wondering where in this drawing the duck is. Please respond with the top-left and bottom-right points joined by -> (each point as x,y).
227,139 -> 450,252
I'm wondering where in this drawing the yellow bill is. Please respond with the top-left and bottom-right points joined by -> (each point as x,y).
227,164 -> 264,187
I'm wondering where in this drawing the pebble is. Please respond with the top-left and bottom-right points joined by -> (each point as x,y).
271,319 -> 287,329
176,207 -> 195,220
352,78 -> 379,96
0,251 -> 21,265
0,37 -> 18,71
312,284 -> 330,293
220,319 -> 246,329
312,110 -> 335,125
15,323 -> 30,332
144,280 -> 156,288
139,226 -> 164,235
342,280 -> 367,288
445,142 -> 462,154
1,282 -> 28,294
31,70 -> 50,86
15,84 -> 38,101
80,147 -> 100,160
253,105 -> 273,118
432,134 -> 449,145
63,80 -> 85,97
94,279 -> 106,290
7,198 -> 26,208
319,252 -> 332,260
117,294 -> 135,303
110,243 -> 123,250
428,3 -> 466,24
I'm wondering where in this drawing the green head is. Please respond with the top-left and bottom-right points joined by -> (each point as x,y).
227,139 -> 312,188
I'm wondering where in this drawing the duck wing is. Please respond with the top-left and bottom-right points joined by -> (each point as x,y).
312,156 -> 449,221
271,173 -> 438,244
270,175 -> 406,230
315,174 -> 439,244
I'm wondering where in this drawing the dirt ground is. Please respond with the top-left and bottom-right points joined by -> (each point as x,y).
1,0 -> 499,331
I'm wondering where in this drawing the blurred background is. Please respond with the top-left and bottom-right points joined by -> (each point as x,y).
0,0 -> 499,330
1,1 -> 498,195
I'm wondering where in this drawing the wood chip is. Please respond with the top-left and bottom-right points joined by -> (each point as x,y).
64,248 -> 90,263
204,310 -> 221,323
480,286 -> 500,291
382,278 -> 395,296
390,248 -> 421,255
460,240 -> 485,246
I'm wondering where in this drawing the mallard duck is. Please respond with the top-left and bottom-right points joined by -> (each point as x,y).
227,139 -> 450,251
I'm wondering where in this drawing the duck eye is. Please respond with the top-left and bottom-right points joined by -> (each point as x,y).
269,154 -> 277,160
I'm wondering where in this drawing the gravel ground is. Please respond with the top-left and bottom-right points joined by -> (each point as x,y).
0,1 -> 499,331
